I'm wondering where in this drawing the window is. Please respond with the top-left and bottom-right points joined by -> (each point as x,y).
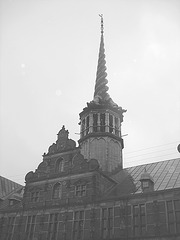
16,215 -> 24,239
25,215 -> 36,240
174,200 -> 180,233
55,158 -> 64,173
31,191 -> 39,202
133,205 -> 139,237
133,204 -> 146,237
139,204 -> 146,236
47,213 -> 59,240
115,117 -> 119,136
101,208 -> 113,238
73,211 -> 84,240
157,201 -> 167,234
52,183 -> 62,199
100,113 -> 105,132
9,200 -> 14,206
6,216 -> 15,240
167,200 -> 175,234
109,114 -> 113,133
86,116 -> 89,135
126,205 -> 132,237
142,181 -> 149,188
75,185 -> 86,197
93,114 -> 98,132
81,119 -> 85,137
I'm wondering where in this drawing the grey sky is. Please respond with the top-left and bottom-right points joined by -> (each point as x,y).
1,0 -> 180,184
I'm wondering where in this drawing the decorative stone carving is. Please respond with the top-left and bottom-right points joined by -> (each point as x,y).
46,126 -> 76,155
72,152 -> 89,172
89,159 -> 99,170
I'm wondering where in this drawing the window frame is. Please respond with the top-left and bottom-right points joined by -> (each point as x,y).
52,182 -> 62,199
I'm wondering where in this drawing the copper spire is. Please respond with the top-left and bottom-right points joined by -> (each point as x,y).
93,14 -> 111,103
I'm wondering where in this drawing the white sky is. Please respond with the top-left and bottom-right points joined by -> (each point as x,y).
0,0 -> 180,185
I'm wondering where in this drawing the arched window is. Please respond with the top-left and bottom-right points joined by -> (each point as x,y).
55,158 -> 64,173
52,183 -> 62,199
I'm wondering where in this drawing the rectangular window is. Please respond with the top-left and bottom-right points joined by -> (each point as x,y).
140,204 -> 146,236
81,119 -> 85,137
25,215 -> 36,240
157,201 -> 167,235
167,200 -> 175,234
133,204 -> 146,237
109,114 -> 113,133
93,114 -> 98,132
126,205 -> 132,237
115,117 -> 119,136
101,208 -> 113,238
31,192 -> 39,202
142,181 -> 149,188
100,113 -> 105,132
6,216 -> 15,240
73,211 -> 84,240
47,213 -> 59,240
146,202 -> 155,236
174,200 -> 180,233
133,205 -> 139,237
75,185 -> 86,197
86,116 -> 89,135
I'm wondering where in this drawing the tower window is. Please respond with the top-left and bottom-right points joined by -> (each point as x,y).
86,116 -> 89,135
109,114 -> 113,133
115,117 -> 119,136
100,113 -> 105,132
81,119 -> 85,137
93,114 -> 98,132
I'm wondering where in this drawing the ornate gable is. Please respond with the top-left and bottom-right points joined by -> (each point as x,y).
46,126 -> 76,155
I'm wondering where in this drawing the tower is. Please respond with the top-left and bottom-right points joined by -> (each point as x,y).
78,15 -> 126,172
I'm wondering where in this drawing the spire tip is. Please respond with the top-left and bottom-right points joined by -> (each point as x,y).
99,14 -> 104,34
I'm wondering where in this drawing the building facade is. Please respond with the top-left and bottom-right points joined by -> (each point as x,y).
0,16 -> 180,240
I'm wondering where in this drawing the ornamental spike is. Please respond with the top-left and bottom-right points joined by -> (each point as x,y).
93,14 -> 111,102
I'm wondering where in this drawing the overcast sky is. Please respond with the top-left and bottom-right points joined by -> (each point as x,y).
1,0 -> 180,185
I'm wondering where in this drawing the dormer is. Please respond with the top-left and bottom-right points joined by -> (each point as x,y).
140,169 -> 154,193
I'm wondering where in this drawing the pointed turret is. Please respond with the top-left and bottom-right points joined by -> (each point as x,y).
78,16 -> 126,172
93,15 -> 118,108
93,15 -> 109,103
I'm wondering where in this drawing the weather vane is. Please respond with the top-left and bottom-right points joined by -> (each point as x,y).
99,14 -> 104,34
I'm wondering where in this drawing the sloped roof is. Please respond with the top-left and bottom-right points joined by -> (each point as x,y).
126,158 -> 180,194
0,176 -> 23,200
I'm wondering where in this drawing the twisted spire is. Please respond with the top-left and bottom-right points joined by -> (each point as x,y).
93,14 -> 111,103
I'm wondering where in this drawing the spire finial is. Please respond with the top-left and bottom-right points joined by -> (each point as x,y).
93,15 -> 111,104
99,14 -> 104,34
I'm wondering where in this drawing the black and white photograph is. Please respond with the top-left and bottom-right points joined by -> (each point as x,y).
0,0 -> 180,239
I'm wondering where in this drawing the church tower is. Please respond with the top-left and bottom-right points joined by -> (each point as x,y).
79,15 -> 126,172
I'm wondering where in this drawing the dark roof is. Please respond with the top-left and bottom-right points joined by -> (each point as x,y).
0,176 -> 23,199
126,158 -> 180,193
